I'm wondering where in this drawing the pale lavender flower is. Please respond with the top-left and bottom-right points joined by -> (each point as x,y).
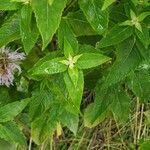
0,47 -> 25,87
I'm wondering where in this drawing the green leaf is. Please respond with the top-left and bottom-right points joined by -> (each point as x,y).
31,115 -> 56,144
84,103 -> 108,128
135,25 -> 150,49
43,76 -> 67,104
138,12 -> 150,22
64,10 -> 97,37
0,0 -> 20,10
0,99 -> 29,122
29,89 -> 53,121
63,71 -> 84,114
140,139 -> 150,150
119,20 -> 132,26
27,51 -> 61,80
86,85 -> 116,124
48,0 -> 54,5
31,105 -> 61,144
79,44 -> 102,54
135,22 -> 142,33
103,37 -> 142,88
60,111 -> 79,135
20,5 -> 39,54
79,0 -> 109,34
68,67 -> 79,87
131,0 -> 138,6
130,10 -> 137,20
0,14 -> 20,47
45,76 -> 82,114
30,57 -> 67,76
136,39 -> 150,61
77,52 -> 111,69
102,0 -> 116,11
98,25 -> 133,48
0,88 -> 11,107
64,37 -> 74,57
31,0 -> 67,49
58,19 -> 78,54
0,122 -> 26,145
111,87 -> 131,123
128,69 -> 150,102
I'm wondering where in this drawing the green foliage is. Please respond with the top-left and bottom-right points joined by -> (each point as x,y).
20,5 -> 39,54
31,0 -> 67,49
0,0 -> 20,10
98,25 -> 133,48
110,87 -> 131,123
102,0 -> 116,10
140,139 -> 150,150
79,0 -> 109,34
0,0 -> 150,148
0,122 -> 26,145
0,14 -> 20,47
0,99 -> 29,122
0,99 -> 29,145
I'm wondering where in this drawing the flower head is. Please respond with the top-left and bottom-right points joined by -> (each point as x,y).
0,47 -> 25,87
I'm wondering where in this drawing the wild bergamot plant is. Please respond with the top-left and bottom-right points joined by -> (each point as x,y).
0,0 -> 150,149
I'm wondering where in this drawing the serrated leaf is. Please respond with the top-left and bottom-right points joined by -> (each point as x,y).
0,122 -> 26,145
135,22 -> 142,32
64,10 -> 97,37
0,0 -> 20,10
128,69 -> 150,102
138,12 -> 150,22
98,25 -> 133,48
102,0 -> 116,11
0,14 -> 20,47
84,103 -> 108,128
68,67 -> 79,87
103,37 -> 142,88
135,39 -> 150,61
63,71 -> 84,114
45,75 -> 83,114
79,0 -> 109,34
111,88 -> 131,123
135,25 -> 150,49
64,37 -> 74,57
130,10 -> 137,20
31,115 -> 56,144
77,52 -> 111,69
0,99 -> 29,122
60,111 -> 79,135
31,0 -> 67,49
79,44 -> 102,54
30,57 -> 67,76
20,5 -> 39,54
58,19 -> 78,54
27,51 -> 61,80
29,89 -> 54,121
31,105 -> 61,144
86,85 -> 116,124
